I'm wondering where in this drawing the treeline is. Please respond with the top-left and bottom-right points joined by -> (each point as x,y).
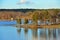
0,9 -> 60,23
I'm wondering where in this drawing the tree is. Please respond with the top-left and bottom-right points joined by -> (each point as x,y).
51,9 -> 58,24
25,19 -> 28,24
32,11 -> 40,24
16,18 -> 21,24
47,9 -> 59,24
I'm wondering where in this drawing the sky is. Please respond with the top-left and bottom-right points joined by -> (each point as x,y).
0,0 -> 60,9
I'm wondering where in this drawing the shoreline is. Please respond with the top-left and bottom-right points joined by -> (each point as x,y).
0,20 -> 60,28
16,24 -> 60,29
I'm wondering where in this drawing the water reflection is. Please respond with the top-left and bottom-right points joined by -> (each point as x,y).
0,26 -> 19,40
0,26 -> 60,40
17,28 -> 21,35
17,28 -> 60,40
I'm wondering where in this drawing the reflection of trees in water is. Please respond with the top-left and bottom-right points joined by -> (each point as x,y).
32,29 -> 38,38
32,29 -> 47,38
53,29 -> 56,38
47,29 -> 53,40
47,29 -> 57,40
17,28 -> 21,35
48,29 -> 51,37
40,29 -> 46,38
48,29 -> 56,38
24,28 -> 28,34
17,28 -> 59,40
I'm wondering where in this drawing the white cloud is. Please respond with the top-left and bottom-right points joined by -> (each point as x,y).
17,0 -> 26,4
17,0 -> 34,5
20,0 -> 26,3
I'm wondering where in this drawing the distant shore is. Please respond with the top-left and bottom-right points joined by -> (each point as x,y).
16,24 -> 60,29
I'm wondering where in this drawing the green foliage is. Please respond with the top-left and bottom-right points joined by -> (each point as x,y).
25,19 -> 28,24
32,13 -> 38,22
16,19 -> 21,24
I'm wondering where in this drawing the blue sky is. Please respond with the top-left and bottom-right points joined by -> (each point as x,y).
0,0 -> 60,9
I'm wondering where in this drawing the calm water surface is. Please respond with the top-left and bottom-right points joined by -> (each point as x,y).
0,26 -> 60,40
0,21 -> 60,40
